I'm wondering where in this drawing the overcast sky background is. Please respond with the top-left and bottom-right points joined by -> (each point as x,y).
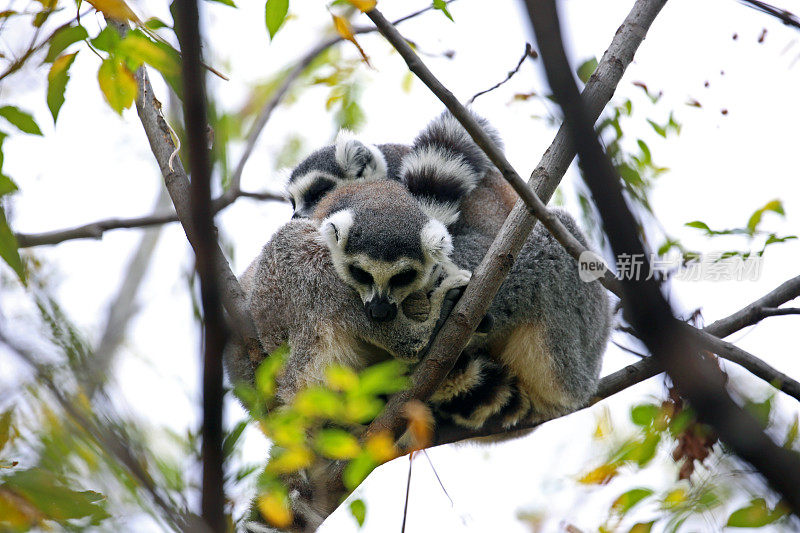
2,0 -> 800,531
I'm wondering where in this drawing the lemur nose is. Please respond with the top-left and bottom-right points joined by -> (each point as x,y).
365,298 -> 397,322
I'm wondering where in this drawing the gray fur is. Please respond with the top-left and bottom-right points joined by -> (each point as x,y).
448,208 -> 611,417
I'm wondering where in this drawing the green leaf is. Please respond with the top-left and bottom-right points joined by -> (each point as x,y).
315,429 -> 360,460
577,57 -> 598,83
0,205 -> 25,283
222,420 -> 248,458
784,415 -> 798,448
726,498 -> 786,527
265,0 -> 289,40
144,17 -> 169,30
47,52 -> 78,124
0,106 -> 42,135
433,0 -> 454,21
343,451 -> 377,491
293,387 -> 343,419
685,220 -> 710,232
349,498 -> 366,527
44,25 -> 88,63
357,360 -> 409,396
4,468 -> 110,525
117,30 -> 181,96
744,395 -> 773,426
204,0 -> 236,6
646,118 -> 666,138
90,26 -> 120,53
0,408 -> 13,453
628,522 -> 655,533
0,172 -> 18,197
746,199 -> 784,234
612,487 -> 654,517
97,56 -> 137,114
630,403 -> 659,427
255,344 -> 288,398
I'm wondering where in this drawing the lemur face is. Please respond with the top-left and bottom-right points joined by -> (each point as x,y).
287,132 -> 388,219
318,198 -> 454,323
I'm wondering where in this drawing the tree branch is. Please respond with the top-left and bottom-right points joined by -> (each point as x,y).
704,275 -> 800,338
525,0 -> 800,513
13,188 -> 284,248
172,0 -> 227,528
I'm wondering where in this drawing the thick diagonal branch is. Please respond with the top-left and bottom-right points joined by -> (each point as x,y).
361,0 -> 660,440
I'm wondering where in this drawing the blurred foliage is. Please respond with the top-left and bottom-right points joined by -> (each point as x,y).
234,347 -> 415,528
543,385 -> 797,533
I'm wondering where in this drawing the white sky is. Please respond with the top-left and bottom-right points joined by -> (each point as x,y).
2,0 -> 800,531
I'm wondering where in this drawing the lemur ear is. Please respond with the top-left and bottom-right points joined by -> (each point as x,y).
335,130 -> 388,181
319,209 -> 354,250
420,219 -> 453,262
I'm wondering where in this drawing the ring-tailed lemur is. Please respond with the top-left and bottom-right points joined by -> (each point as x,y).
225,179 -> 470,404
275,110 -> 610,429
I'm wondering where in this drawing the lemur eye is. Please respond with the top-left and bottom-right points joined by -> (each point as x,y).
303,178 -> 335,208
349,265 -> 373,285
390,269 -> 417,288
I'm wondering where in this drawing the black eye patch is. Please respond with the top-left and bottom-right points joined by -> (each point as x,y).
389,269 -> 417,288
302,177 -> 336,209
349,265 -> 374,285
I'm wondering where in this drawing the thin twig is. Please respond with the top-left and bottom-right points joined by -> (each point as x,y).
739,0 -> 800,30
14,188 -> 284,248
401,452 -> 414,533
467,43 -> 534,105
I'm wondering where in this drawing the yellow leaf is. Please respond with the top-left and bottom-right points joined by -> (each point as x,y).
257,491 -> 292,529
266,447 -> 313,474
97,56 -> 137,114
331,14 -> 373,67
86,0 -> 140,22
346,0 -> 376,12
663,488 -> 687,508
577,463 -> 618,485
332,14 -> 354,41
403,400 -> 432,450
365,431 -> 397,463
594,406 -> 612,439
326,365 -> 359,392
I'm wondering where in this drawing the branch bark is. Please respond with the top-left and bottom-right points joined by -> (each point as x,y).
704,274 -> 800,338
525,0 -> 800,513
172,0 -> 227,528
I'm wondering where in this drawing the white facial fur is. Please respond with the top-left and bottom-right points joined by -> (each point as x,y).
319,210 -> 453,309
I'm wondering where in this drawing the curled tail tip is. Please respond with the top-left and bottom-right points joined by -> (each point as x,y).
334,129 -> 388,181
